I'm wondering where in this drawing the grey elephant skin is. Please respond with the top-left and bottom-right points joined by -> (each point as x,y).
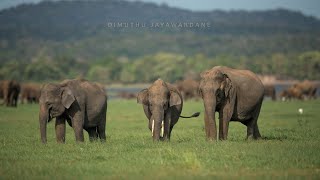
39,79 -> 107,143
199,66 -> 264,141
137,79 -> 200,141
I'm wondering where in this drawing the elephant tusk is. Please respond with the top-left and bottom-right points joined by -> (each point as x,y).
160,121 -> 164,138
151,119 -> 154,137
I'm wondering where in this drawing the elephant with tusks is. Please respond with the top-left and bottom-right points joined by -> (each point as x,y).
137,79 -> 200,141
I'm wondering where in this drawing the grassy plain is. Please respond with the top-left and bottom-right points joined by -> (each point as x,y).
0,100 -> 319,179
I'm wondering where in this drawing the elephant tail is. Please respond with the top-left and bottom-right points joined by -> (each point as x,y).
180,112 -> 200,118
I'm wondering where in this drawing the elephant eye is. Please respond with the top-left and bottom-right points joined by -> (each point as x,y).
199,89 -> 203,98
163,103 -> 168,108
46,102 -> 52,107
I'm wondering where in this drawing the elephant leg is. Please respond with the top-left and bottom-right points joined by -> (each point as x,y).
240,120 -> 252,139
97,109 -> 107,142
220,104 -> 233,140
204,112 -> 214,140
219,114 -> 230,140
87,127 -> 98,142
166,105 -> 181,140
247,102 -> 262,140
73,126 -> 84,142
252,101 -> 262,139
253,123 -> 261,139
97,125 -> 106,142
246,119 -> 255,140
162,110 -> 172,141
72,113 -> 84,142
246,121 -> 261,140
222,120 -> 229,140
55,116 -> 66,143
13,95 -> 18,107
168,126 -> 174,139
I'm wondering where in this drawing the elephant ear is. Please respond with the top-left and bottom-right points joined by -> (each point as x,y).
169,90 -> 182,107
137,89 -> 149,105
61,87 -> 75,109
220,74 -> 234,98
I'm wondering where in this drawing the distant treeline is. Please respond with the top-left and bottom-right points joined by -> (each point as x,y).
1,51 -> 319,83
0,0 -> 319,83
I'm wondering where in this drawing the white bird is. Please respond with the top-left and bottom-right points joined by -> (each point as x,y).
298,108 -> 303,114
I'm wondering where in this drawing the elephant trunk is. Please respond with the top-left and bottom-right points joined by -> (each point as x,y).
151,107 -> 164,141
203,95 -> 217,141
39,104 -> 49,144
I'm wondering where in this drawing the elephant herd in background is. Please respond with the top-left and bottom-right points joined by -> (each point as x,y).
116,78 -> 318,102
279,80 -> 318,100
0,80 -> 41,107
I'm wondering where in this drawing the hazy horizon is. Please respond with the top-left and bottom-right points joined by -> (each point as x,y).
0,0 -> 319,19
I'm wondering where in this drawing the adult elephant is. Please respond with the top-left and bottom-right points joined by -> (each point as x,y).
175,79 -> 200,101
199,66 -> 264,141
293,80 -> 317,99
21,83 -> 41,104
264,84 -> 276,101
137,79 -> 200,141
39,79 -> 107,143
0,80 -> 20,107
280,86 -> 303,100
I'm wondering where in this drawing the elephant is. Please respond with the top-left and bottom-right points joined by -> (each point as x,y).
0,80 -> 20,107
21,83 -> 41,104
280,86 -> 303,101
39,79 -> 107,143
263,84 -> 276,101
293,80 -> 317,99
199,66 -> 264,141
137,79 -> 200,141
175,79 -> 200,101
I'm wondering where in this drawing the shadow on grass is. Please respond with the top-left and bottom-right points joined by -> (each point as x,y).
261,135 -> 288,141
175,137 -> 194,143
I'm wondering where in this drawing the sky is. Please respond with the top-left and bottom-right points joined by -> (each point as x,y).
0,0 -> 319,18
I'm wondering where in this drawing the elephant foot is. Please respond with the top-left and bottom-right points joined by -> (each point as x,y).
246,135 -> 261,141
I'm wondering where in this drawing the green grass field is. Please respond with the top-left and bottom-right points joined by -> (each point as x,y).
0,100 -> 319,179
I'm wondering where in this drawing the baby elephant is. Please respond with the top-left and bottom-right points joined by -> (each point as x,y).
39,79 -> 107,143
137,79 -> 200,141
